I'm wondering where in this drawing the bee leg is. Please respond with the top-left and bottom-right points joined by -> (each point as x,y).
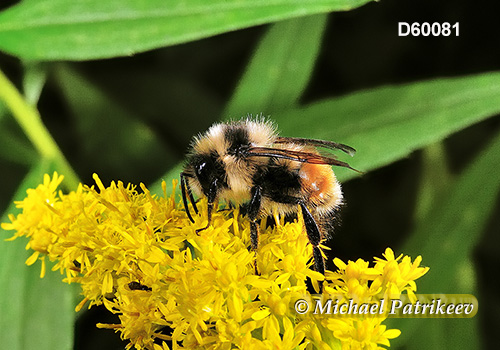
196,201 -> 214,234
298,202 -> 325,289
250,222 -> 259,274
248,186 -> 262,274
196,178 -> 219,234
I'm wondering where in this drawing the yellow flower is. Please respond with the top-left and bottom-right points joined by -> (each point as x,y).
2,173 -> 429,350
372,248 -> 430,302
325,318 -> 400,350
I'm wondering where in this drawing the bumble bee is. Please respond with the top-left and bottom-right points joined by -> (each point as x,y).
180,119 -> 357,275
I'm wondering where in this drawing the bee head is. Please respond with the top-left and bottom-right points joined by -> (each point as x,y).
186,152 -> 226,197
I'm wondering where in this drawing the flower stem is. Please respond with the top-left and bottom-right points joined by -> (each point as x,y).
0,68 -> 79,189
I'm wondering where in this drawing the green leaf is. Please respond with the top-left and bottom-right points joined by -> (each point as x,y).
0,160 -> 76,350
223,14 -> 327,118
388,130 -> 500,349
272,71 -> 500,181
0,0 -> 374,61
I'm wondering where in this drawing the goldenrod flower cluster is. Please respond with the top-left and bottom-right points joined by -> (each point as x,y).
2,173 -> 429,350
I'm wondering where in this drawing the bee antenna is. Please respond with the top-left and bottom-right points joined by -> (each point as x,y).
180,173 -> 196,223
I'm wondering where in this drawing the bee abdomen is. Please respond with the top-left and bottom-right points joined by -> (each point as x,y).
299,163 -> 342,208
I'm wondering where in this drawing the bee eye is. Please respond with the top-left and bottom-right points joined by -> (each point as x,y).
193,159 -> 213,192
195,161 -> 208,177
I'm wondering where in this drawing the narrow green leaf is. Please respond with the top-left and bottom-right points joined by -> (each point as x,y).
0,64 -> 44,165
407,135 -> 500,294
224,14 -> 327,118
413,142 -> 451,224
54,65 -> 175,179
0,63 -> 47,165
23,62 -> 48,106
0,125 -> 37,165
272,71 -> 500,181
389,130 -> 500,348
0,0 -> 374,61
0,68 -> 79,189
0,95 -> 6,120
152,72 -> 500,196
0,103 -> 36,165
0,160 -> 76,350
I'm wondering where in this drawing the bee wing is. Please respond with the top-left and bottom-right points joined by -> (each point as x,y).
247,147 -> 360,172
275,137 -> 356,157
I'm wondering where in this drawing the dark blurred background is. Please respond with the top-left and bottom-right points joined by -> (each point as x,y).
1,0 -> 499,349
